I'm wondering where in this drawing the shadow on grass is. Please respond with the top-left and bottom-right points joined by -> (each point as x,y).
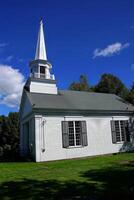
81,162 -> 134,200
0,179 -> 96,200
0,162 -> 134,200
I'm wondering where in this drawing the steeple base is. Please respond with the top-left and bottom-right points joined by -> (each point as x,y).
25,78 -> 58,95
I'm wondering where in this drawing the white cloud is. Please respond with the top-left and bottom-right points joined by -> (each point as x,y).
93,42 -> 130,58
0,65 -> 25,108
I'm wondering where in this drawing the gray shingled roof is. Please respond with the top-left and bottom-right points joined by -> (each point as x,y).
26,90 -> 134,112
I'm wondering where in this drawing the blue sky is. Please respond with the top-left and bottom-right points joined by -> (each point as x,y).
0,0 -> 134,115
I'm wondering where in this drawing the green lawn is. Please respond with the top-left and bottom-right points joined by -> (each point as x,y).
0,153 -> 134,200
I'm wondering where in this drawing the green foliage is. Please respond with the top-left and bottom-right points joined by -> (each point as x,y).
0,112 -> 19,160
69,73 -> 134,105
94,73 -> 129,99
69,75 -> 92,92
126,83 -> 134,105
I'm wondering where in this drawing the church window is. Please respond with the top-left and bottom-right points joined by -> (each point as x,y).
62,121 -> 88,148
111,120 -> 130,143
68,121 -> 82,146
40,66 -> 45,74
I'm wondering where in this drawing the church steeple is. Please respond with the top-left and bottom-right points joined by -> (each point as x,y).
29,19 -> 55,81
35,19 -> 47,60
27,19 -> 57,94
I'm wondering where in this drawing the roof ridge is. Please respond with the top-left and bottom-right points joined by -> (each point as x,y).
59,89 -> 118,96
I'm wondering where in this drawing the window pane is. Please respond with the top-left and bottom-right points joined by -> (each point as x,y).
75,121 -> 81,127
75,121 -> 81,134
76,133 -> 81,145
69,134 -> 74,139
115,121 -> 121,142
69,128 -> 74,133
69,134 -> 75,146
75,121 -> 82,146
68,121 -> 82,147
69,140 -> 75,146
68,121 -> 75,146
68,121 -> 73,127
75,127 -> 81,133
76,140 -> 81,145
120,121 -> 125,141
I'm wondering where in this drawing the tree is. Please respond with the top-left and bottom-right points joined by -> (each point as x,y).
126,83 -> 134,105
8,112 -> 19,154
69,75 -> 91,92
0,112 -> 19,160
94,74 -> 129,99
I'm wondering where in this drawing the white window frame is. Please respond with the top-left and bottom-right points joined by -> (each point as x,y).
68,121 -> 82,147
114,120 -> 127,143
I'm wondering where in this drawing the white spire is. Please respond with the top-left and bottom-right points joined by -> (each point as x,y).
35,19 -> 47,60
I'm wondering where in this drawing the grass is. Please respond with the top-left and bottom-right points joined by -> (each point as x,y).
0,153 -> 134,200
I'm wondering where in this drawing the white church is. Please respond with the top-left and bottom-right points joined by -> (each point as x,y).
20,20 -> 134,162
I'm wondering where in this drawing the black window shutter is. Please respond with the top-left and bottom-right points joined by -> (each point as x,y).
110,120 -> 116,143
121,120 -> 127,142
125,120 -> 130,142
128,117 -> 134,141
62,121 -> 69,148
81,121 -> 88,146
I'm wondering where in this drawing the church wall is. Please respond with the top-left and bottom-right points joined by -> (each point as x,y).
20,115 -> 35,160
34,115 -> 130,162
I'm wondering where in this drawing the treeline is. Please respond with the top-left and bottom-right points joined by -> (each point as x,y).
69,73 -> 134,105
0,112 -> 19,160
